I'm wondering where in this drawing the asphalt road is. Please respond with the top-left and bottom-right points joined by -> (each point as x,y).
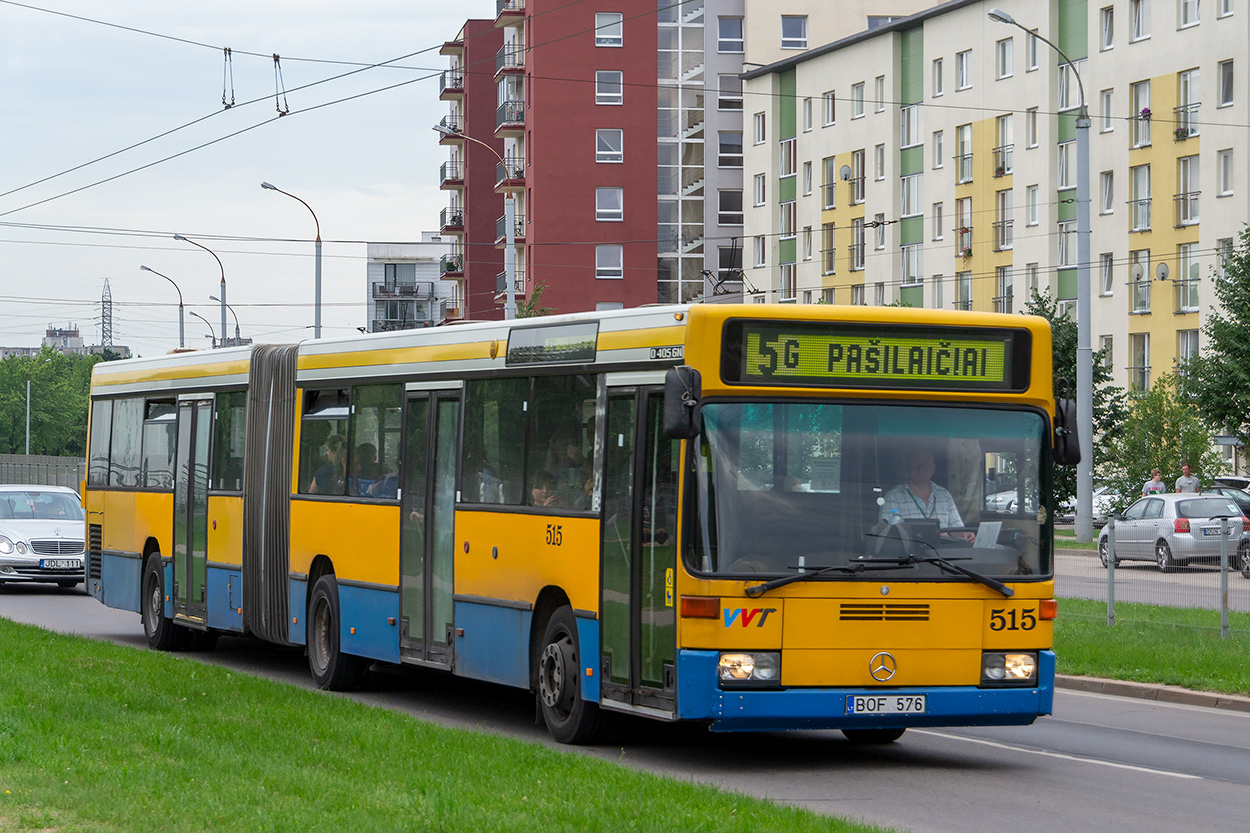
1056,547 -> 1250,612
3,584 -> 1249,833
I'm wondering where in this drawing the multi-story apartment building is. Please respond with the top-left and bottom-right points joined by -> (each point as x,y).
438,1 -> 935,314
366,238 -> 457,331
743,0 -> 1246,396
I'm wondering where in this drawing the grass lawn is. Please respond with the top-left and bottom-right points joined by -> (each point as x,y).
1054,597 -> 1250,696
0,618 -> 894,833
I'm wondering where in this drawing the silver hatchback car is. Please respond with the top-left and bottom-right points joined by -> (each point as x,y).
1096,493 -> 1250,572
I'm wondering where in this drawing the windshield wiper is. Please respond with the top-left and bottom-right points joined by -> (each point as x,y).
856,552 -> 1013,597
743,562 -> 911,598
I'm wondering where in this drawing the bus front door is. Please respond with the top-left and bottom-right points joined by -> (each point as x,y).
172,397 -> 212,625
599,388 -> 678,717
398,391 -> 458,668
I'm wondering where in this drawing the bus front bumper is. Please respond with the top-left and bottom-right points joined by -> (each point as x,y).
676,649 -> 1055,732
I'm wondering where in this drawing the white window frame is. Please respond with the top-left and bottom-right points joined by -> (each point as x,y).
595,244 -> 624,279
932,58 -> 944,96
1100,89 -> 1114,132
1219,148 -> 1234,194
1026,31 -> 1039,71
595,12 -> 623,47
933,130 -> 944,168
780,201 -> 797,240
1101,6 -> 1115,50
717,131 -> 743,168
874,144 -> 885,181
874,76 -> 885,112
802,226 -> 813,260
996,38 -> 1014,79
596,186 -> 624,221
933,202 -> 945,240
802,161 -> 813,195
754,235 -> 766,267
901,244 -> 923,286
780,137 -> 797,177
1101,171 -> 1115,213
718,17 -> 744,53
781,15 -> 808,49
719,189 -> 744,226
956,50 -> 971,90
1101,253 -> 1115,295
1131,0 -> 1151,41
1219,59 -> 1234,106
1026,184 -> 1039,225
901,173 -> 923,217
1026,107 -> 1038,147
803,97 -> 813,132
1219,0 -> 1233,17
753,173 -> 766,206
900,104 -> 921,148
596,128 -> 624,163
753,112 -> 766,144
852,83 -> 865,118
595,71 -> 623,105
717,74 -> 743,111
823,90 -> 836,125
1180,0 -> 1200,27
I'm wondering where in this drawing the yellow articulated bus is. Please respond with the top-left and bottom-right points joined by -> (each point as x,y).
85,303 -> 1076,744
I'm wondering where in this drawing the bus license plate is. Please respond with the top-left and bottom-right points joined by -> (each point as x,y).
846,694 -> 926,715
41,558 -> 81,570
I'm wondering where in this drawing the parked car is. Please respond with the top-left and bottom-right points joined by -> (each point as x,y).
1211,475 -> 1250,491
0,485 -> 85,588
1096,493 -> 1250,572
1059,485 -> 1122,526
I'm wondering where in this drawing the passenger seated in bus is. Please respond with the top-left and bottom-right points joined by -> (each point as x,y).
309,434 -> 346,495
879,445 -> 975,543
351,442 -> 380,494
530,470 -> 566,508
546,423 -> 593,507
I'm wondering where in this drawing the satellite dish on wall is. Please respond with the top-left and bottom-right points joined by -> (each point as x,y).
1131,263 -> 1144,281
840,165 -> 852,181
1156,262 -> 1170,281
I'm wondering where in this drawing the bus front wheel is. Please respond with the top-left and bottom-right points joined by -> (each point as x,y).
536,606 -> 603,744
842,728 -> 906,744
307,575 -> 370,691
141,554 -> 187,651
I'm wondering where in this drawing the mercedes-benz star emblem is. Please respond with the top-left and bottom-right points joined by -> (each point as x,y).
869,651 -> 897,682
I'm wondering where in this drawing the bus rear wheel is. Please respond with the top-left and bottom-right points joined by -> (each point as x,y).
536,606 -> 603,744
307,574 -> 370,691
842,728 -> 906,744
141,553 -> 187,651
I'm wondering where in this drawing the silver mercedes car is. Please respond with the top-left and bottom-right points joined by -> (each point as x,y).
1097,493 -> 1250,572
0,485 -> 86,588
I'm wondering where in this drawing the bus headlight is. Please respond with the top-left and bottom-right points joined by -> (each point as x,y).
981,651 -> 1038,685
718,652 -> 780,686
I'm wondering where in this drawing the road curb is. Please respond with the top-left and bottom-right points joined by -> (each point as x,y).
1056,674 -> 1250,713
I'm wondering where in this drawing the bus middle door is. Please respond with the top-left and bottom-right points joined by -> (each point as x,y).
172,396 -> 212,626
599,386 -> 678,717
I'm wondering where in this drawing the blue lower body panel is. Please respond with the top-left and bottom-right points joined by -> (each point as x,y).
678,649 -> 1056,732
454,601 -> 532,689
97,551 -> 141,613
336,582 -> 401,665
205,566 -> 244,632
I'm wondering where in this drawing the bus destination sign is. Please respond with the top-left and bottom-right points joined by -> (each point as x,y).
723,320 -> 1027,391
506,322 -> 599,366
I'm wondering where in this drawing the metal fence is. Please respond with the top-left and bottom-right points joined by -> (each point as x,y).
0,455 -> 86,489
1056,519 -> 1250,638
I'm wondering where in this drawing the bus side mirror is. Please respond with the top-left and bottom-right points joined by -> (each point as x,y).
663,366 -> 702,440
1053,398 -> 1081,466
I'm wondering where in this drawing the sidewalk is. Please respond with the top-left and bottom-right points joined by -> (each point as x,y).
1056,674 -> 1250,713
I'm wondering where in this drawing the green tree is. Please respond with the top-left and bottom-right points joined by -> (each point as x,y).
1181,227 -> 1250,447
514,282 -> 556,318
0,349 -> 103,456
1103,375 -> 1223,500
1022,290 -> 1128,506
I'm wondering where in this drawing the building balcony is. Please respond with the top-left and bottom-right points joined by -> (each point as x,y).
496,211 -> 526,244
373,281 -> 436,301
496,267 -> 526,296
496,99 -> 525,135
1128,198 -> 1152,232
1174,191 -> 1200,227
993,219 -> 1013,251
992,145 -> 1013,177
495,45 -> 524,77
1174,102 -> 1200,140
1131,114 -> 1151,149
955,226 -> 973,256
372,317 -> 437,333
440,207 -> 464,232
439,38 -> 463,57
993,293 -> 1013,314
439,252 -> 464,277
848,176 -> 865,205
955,153 -> 973,184
848,243 -> 865,271
439,69 -> 464,100
438,115 -> 463,143
439,160 -> 463,190
496,155 -> 525,190
495,0 -> 524,27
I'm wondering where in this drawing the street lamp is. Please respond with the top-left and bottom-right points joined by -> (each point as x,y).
140,265 -> 185,349
173,234 -> 228,355
260,182 -> 322,338
209,294 -> 240,345
432,123 -> 518,320
189,310 -> 217,349
989,8 -> 1094,542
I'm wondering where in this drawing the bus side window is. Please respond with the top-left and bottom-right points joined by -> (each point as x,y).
464,377 -> 528,505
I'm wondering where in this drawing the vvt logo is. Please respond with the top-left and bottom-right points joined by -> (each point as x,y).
723,608 -> 777,627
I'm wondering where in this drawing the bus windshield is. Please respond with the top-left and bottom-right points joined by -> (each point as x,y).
687,401 -> 1049,581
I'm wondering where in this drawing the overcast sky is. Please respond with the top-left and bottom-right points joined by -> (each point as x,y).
0,0 -> 491,357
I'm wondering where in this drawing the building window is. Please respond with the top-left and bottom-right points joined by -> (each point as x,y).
596,128 -> 623,163
874,75 -> 885,112
1099,335 -> 1114,370
1177,154 -> 1199,225
780,264 -> 796,302
780,137 -> 797,177
821,156 -> 837,208
802,226 -> 813,260
1100,90 -> 1114,132
1026,30 -> 1039,70
851,219 -> 866,269
1058,60 -> 1084,111
1130,249 -> 1151,312
718,131 -> 743,168
596,187 -> 623,221
874,144 -> 885,180
1026,184 -> 1039,225
802,161 -> 813,195
595,244 -> 623,278
1178,243 -> 1200,310
753,112 -> 766,144
1131,0 -> 1150,40
933,202 -> 944,240
995,113 -> 1013,174
995,266 -> 1013,313
1178,69 -> 1200,137
1058,141 -> 1074,188
821,223 -> 836,274
803,98 -> 813,132
1218,237 -> 1235,279
852,284 -> 865,305
719,189 -> 744,225
995,189 -> 1013,250
1219,148 -> 1234,194
1101,253 -> 1115,295
1219,0 -> 1233,16
1219,59 -> 1234,106
852,82 -> 865,118
823,90 -> 836,125
718,17 -> 744,53
717,74 -> 743,110
1132,80 -> 1152,147
780,201 -> 797,239
595,12 -> 623,47
900,104 -> 921,148
1177,330 -> 1199,375
996,38 -> 1013,78
1130,164 -> 1151,230
874,213 -> 886,249
718,246 -> 742,283
956,271 -> 972,310
850,149 -> 866,203
901,244 -> 923,286
1180,0 -> 1200,27
901,173 -> 923,217
754,235 -> 766,267
933,130 -> 944,168
875,282 -> 886,306
753,173 -> 766,206
1058,220 -> 1075,267
1101,7 -> 1114,49
956,50 -> 971,90
1101,171 -> 1114,213
933,58 -> 943,96
955,124 -> 972,183
595,71 -> 623,105
1129,332 -> 1150,392
932,275 -> 944,308
1024,107 -> 1037,147
781,15 -> 808,49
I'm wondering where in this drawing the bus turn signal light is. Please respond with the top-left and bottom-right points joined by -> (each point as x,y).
1040,599 -> 1058,620
681,596 -> 719,619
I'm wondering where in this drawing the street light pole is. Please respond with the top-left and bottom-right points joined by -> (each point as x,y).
989,8 -> 1093,541
173,234 -> 227,353
261,182 -> 322,338
210,294 -> 241,345
189,310 -> 217,349
433,124 -> 517,320
140,265 -> 185,349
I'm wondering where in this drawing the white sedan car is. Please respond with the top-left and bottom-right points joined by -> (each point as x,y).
0,485 -> 86,589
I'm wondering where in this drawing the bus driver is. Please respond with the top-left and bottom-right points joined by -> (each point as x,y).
879,446 -> 976,542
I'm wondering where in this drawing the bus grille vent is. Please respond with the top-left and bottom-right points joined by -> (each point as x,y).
88,524 -> 103,583
839,603 -> 930,621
